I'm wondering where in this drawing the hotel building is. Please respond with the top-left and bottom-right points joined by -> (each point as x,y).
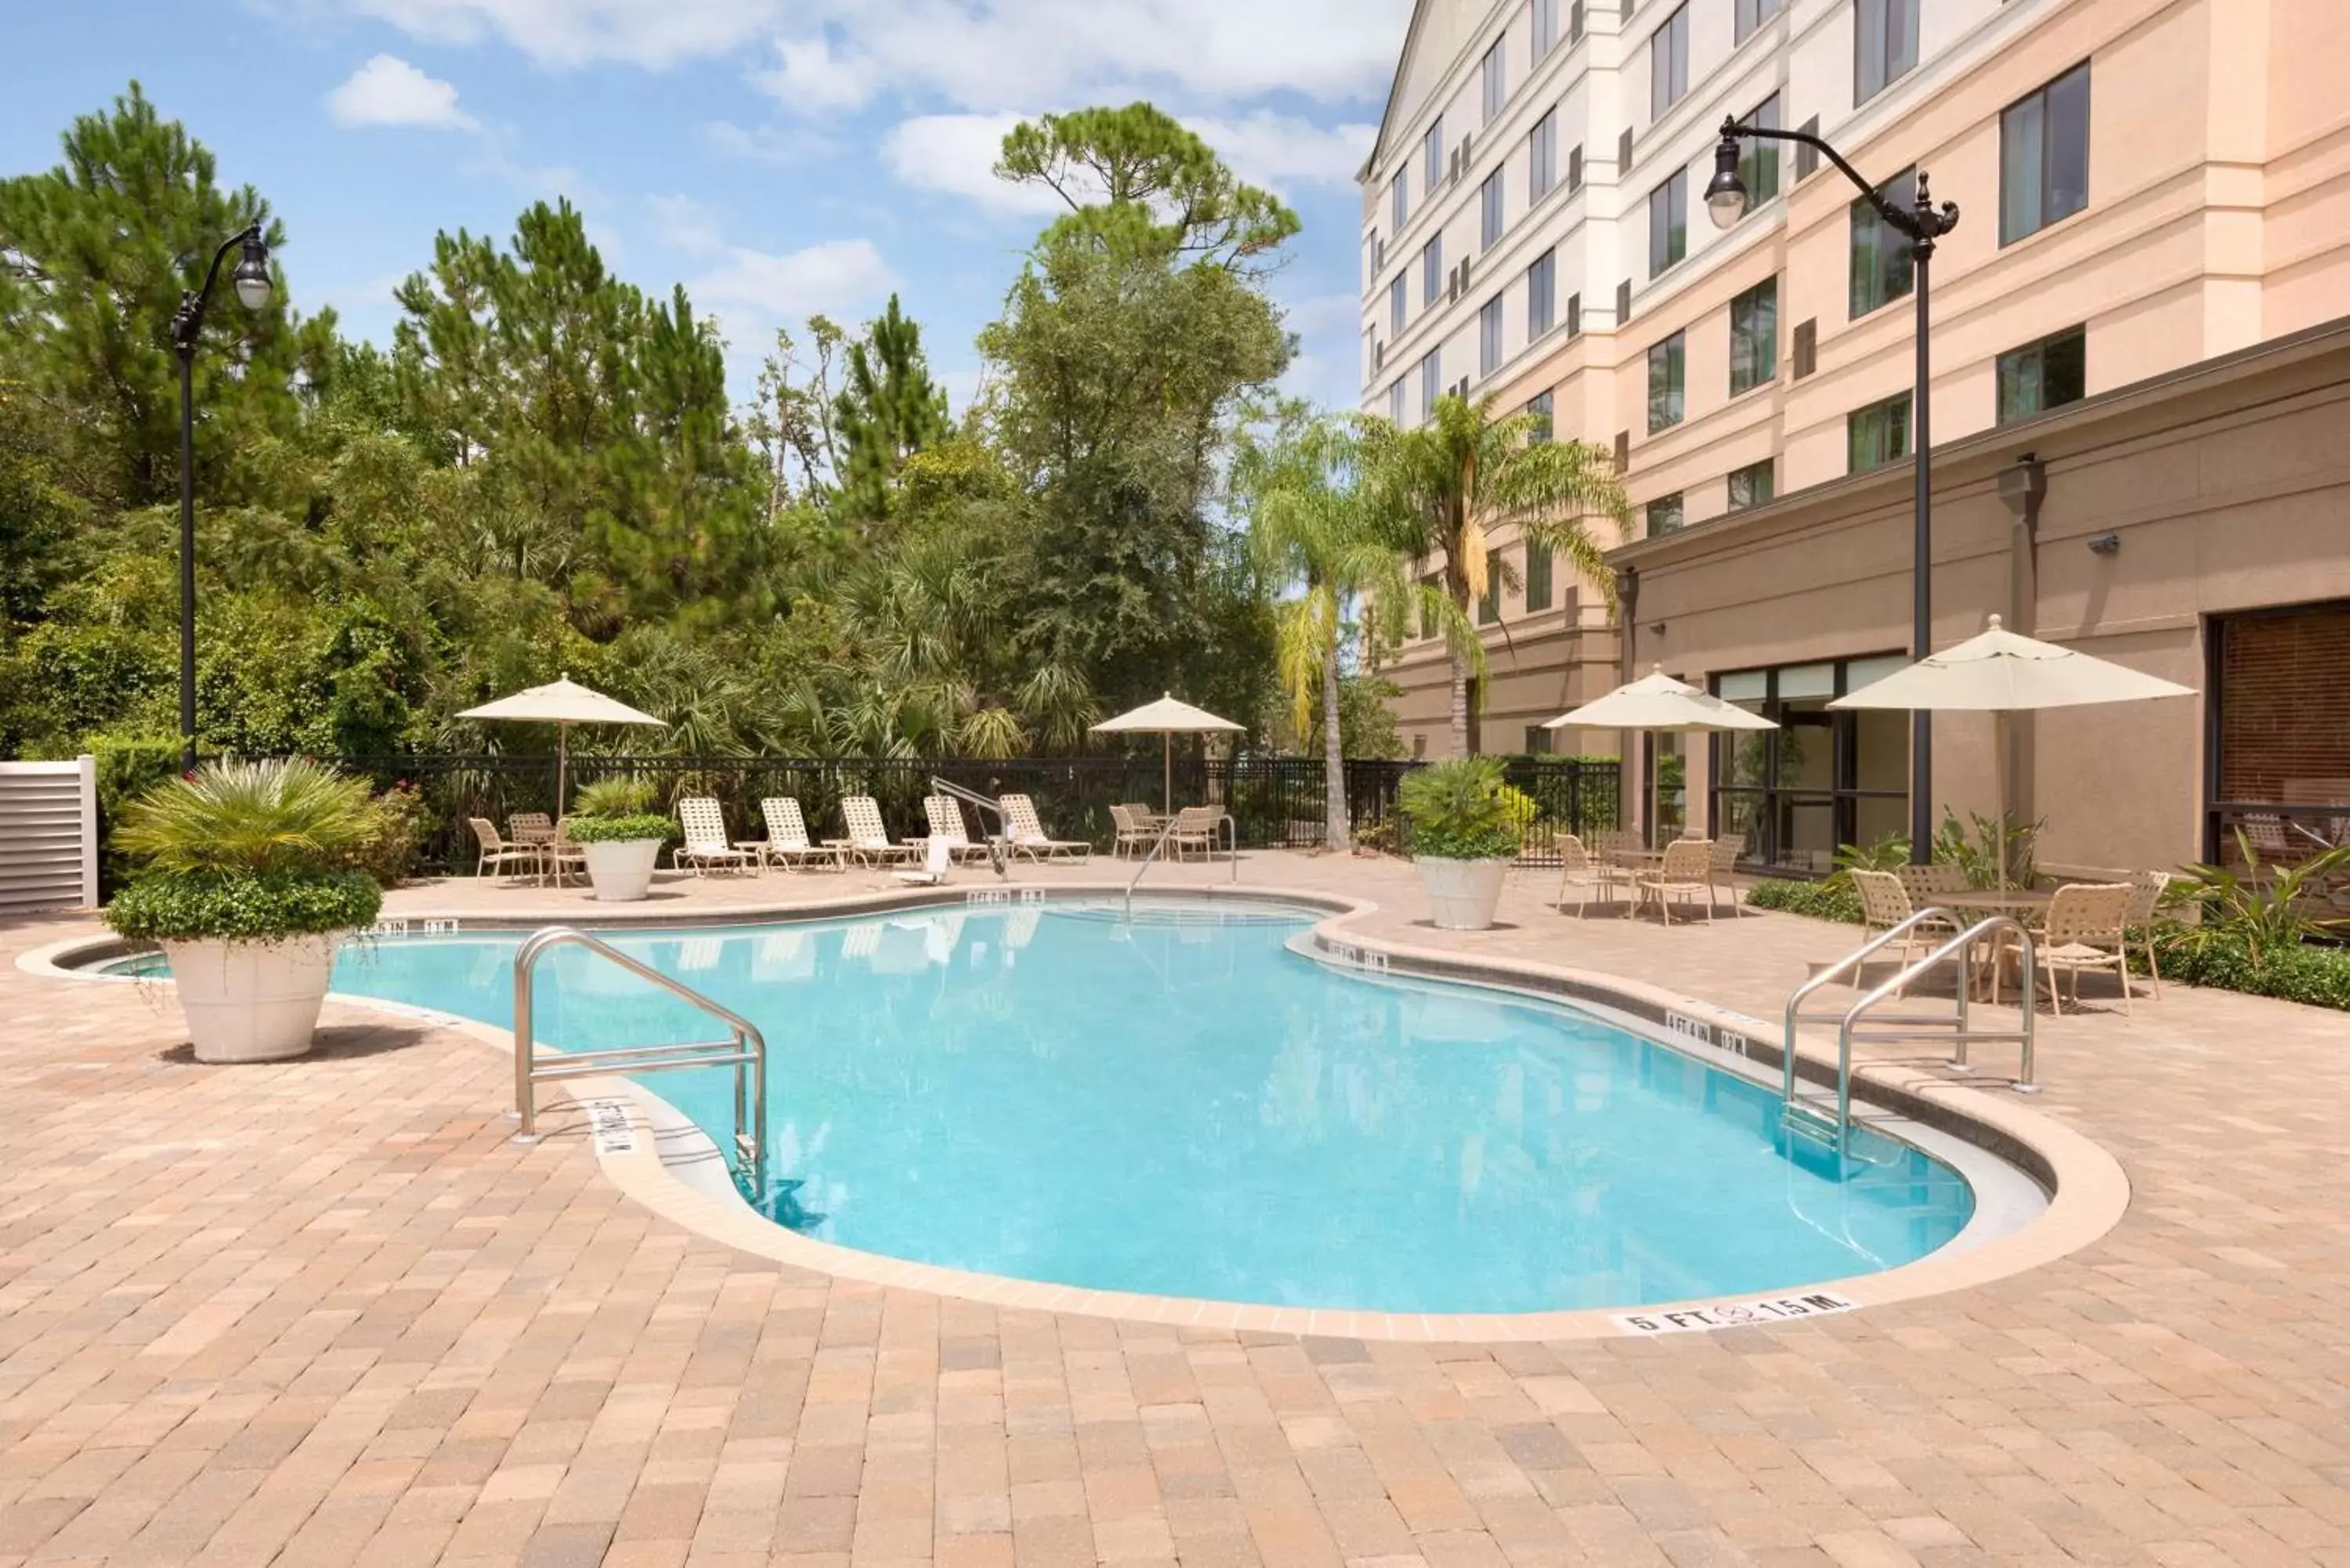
1358,0 -> 2350,875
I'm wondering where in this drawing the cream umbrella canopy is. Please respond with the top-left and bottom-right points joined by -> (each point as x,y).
1830,615 -> 2196,884
1545,667 -> 1777,846
1091,694 -> 1246,812
457,676 -> 667,815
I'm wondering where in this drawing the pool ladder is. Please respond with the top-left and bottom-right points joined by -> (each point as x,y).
1782,909 -> 2038,1157
511,926 -> 768,1194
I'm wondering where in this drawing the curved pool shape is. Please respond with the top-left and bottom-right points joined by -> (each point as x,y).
148,903 -> 1976,1313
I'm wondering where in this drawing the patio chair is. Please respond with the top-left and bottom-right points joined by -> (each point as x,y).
508,811 -> 554,843
1108,804 -> 1160,859
674,797 -> 757,876
834,797 -> 920,866
1170,806 -> 1224,862
1635,840 -> 1716,926
1554,834 -> 1625,917
1849,870 -> 1959,994
1706,832 -> 1748,916
2032,882 -> 2136,1016
924,796 -> 994,863
542,817 -> 587,887
467,818 -> 540,881
2122,868 -> 2170,999
1000,793 -> 1091,862
1894,862 -> 1970,905
893,835 -> 956,887
750,797 -> 844,873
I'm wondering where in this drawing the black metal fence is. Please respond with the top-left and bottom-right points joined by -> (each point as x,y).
329,753 -> 1622,873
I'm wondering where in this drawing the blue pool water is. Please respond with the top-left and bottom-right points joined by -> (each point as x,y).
124,903 -> 1974,1313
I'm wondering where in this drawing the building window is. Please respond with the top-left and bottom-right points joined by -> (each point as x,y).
1388,379 -> 1406,425
1419,352 -> 1441,421
1729,276 -> 1777,396
1423,117 -> 1447,195
1567,291 -> 1582,337
1854,0 -> 1918,106
1390,171 -> 1407,229
1727,458 -> 1775,509
1524,725 -> 1554,755
1479,295 -> 1505,377
1482,41 -> 1507,125
2001,63 -> 2091,245
1525,542 -> 1554,609
1847,391 -> 1912,471
1849,167 -> 1917,317
1526,389 -> 1554,443
1567,143 -> 1584,192
1527,249 -> 1556,337
1996,326 -> 2086,424
1535,0 -> 1560,59
1647,173 -> 1686,278
1416,573 -> 1442,638
1389,275 -> 1406,336
1711,655 -> 1912,872
1647,331 -> 1685,433
1645,493 -> 1686,537
1477,562 -> 1502,623
1650,5 -> 1689,119
1480,170 -> 1505,249
1530,110 -> 1557,201
2208,600 -> 2350,860
1422,236 -> 1444,306
1616,277 -> 1632,326
1734,0 -> 1781,44
1570,0 -> 1585,43
1740,93 -> 1780,209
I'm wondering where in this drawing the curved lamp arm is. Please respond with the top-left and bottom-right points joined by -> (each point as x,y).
169,221 -> 263,354
1716,116 -> 1959,245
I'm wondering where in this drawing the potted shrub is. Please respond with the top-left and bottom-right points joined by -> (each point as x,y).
566,777 -> 674,901
103,759 -> 385,1064
1398,757 -> 1521,931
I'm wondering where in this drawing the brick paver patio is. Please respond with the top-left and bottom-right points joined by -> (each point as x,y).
5,851 -> 2349,1566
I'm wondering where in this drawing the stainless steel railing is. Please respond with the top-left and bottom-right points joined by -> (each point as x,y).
512,926 -> 768,1191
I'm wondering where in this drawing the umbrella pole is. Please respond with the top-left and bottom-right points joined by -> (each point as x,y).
1994,712 -> 2008,891
557,723 -> 569,822
1163,733 -> 1173,815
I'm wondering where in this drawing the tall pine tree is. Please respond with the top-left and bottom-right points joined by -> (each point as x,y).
833,294 -> 949,523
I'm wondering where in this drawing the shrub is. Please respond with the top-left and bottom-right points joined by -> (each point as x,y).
2149,927 -> 2350,1012
567,814 -> 677,844
573,775 -> 658,817
2171,833 -> 2350,962
1745,877 -> 1865,924
345,782 -> 432,887
106,869 -> 383,943
1397,757 -> 1520,861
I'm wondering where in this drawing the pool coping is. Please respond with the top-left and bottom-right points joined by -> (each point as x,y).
18,883 -> 2131,1342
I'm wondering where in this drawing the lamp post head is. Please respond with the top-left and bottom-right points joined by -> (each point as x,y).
231,227 -> 272,311
1705,124 -> 1748,229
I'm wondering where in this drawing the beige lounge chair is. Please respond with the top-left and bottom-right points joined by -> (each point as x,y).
1170,806 -> 1224,862
747,797 -> 844,873
1850,869 -> 1958,994
1706,831 -> 1748,916
1895,862 -> 1969,903
924,796 -> 994,863
2032,882 -> 2136,1016
894,835 -> 955,887
1108,804 -> 1159,859
468,817 -> 540,881
1636,839 -> 1716,925
1000,793 -> 1090,862
674,797 -> 757,876
2122,868 -> 2169,998
833,796 -> 920,866
1554,834 -> 1624,917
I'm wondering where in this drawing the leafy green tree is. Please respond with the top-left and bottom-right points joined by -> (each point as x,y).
995,103 -> 1300,269
1361,394 -> 1628,757
833,294 -> 951,524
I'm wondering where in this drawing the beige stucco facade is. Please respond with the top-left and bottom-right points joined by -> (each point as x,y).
1359,0 -> 2350,872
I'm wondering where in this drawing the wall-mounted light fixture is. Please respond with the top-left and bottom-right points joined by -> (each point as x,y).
2087,533 -> 2120,556
1647,621 -> 1668,636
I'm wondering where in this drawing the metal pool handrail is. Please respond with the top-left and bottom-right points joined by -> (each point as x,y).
1783,905 -> 1958,1108
512,926 -> 768,1191
928,775 -> 1012,876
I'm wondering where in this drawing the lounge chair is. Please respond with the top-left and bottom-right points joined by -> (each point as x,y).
1554,834 -> 1624,917
834,797 -> 920,866
924,796 -> 994,863
468,817 -> 540,881
1108,804 -> 1159,859
674,797 -> 757,876
1635,840 -> 1716,925
747,797 -> 844,873
893,835 -> 955,887
2032,882 -> 2137,1016
1000,793 -> 1090,862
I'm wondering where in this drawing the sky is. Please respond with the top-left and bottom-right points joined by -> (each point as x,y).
0,0 -> 1417,417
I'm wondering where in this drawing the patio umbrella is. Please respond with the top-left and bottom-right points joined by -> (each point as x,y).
457,675 -> 667,815
1091,693 -> 1245,812
1830,615 -> 2196,885
1544,667 -> 1777,846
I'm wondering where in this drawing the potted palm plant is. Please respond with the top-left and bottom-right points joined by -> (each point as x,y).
566,776 -> 674,901
1398,757 -> 1522,930
103,759 -> 385,1063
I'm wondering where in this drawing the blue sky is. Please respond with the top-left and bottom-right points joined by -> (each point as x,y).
2,0 -> 1415,417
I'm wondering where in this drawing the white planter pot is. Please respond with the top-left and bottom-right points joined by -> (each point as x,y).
159,933 -> 345,1064
582,838 -> 663,901
1415,856 -> 1512,931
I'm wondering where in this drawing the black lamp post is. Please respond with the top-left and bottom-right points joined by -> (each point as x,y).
1706,118 -> 1958,863
168,222 -> 274,772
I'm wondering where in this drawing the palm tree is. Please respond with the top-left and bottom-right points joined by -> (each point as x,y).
1236,410 -> 1441,850
1361,393 -> 1628,757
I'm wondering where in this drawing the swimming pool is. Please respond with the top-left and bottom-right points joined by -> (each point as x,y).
114,901 -> 1977,1314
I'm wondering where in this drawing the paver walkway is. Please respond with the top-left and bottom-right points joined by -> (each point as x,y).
5,852 -> 2350,1566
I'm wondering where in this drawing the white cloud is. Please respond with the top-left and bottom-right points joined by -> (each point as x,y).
344,0 -> 783,67
646,193 -> 724,258
881,115 -> 1067,217
690,239 -> 899,323
749,35 -> 877,113
703,119 -> 838,167
1188,113 -> 1378,194
325,53 -> 479,130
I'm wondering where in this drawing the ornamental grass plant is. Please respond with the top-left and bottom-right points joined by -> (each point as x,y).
1397,757 -> 1522,861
